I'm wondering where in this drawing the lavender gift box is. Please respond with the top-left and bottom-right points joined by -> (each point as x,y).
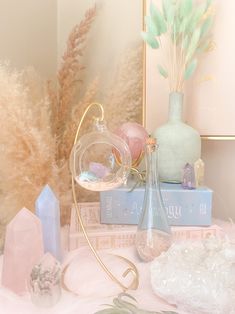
100,183 -> 213,226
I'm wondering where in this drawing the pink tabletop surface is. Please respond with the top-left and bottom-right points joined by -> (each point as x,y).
0,245 -> 184,314
0,219 -> 234,314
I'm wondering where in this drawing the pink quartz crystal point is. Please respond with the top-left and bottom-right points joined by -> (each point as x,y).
115,122 -> 148,166
1,208 -> 44,295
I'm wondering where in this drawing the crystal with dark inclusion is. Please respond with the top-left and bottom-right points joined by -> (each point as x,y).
182,163 -> 196,189
29,253 -> 61,307
35,185 -> 62,261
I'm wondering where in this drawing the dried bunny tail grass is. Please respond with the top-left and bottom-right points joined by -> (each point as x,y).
105,42 -> 143,131
0,63 -> 59,247
52,4 -> 97,142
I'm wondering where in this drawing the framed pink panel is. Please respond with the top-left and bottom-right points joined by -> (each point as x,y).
145,0 -> 235,136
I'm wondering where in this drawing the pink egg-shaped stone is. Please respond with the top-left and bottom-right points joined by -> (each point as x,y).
115,122 -> 148,166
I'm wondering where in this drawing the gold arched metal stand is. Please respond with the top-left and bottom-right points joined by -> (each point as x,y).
62,102 -> 139,293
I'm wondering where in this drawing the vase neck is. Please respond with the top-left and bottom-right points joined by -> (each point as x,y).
145,141 -> 159,189
168,92 -> 183,122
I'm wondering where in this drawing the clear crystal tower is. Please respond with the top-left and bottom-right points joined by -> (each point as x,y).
29,253 -> 61,307
135,137 -> 172,262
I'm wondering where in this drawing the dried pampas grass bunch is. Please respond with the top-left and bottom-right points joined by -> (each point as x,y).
0,2 -> 144,243
0,5 -> 97,246
48,5 -> 97,163
0,63 -> 59,249
47,4 -> 98,223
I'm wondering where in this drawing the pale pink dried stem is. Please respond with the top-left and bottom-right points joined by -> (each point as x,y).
47,4 -> 97,163
45,5 -> 97,224
56,5 -> 97,138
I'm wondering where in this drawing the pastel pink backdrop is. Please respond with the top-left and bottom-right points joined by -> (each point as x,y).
145,0 -> 235,136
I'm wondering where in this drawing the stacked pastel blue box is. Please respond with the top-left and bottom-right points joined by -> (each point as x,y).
100,182 -> 213,226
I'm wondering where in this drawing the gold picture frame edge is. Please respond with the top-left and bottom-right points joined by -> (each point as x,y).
201,136 -> 235,140
142,0 -> 147,128
142,0 -> 235,140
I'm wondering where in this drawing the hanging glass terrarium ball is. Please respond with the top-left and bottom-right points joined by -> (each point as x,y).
70,119 -> 131,191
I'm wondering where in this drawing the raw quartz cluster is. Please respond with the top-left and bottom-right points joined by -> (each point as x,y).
151,238 -> 235,314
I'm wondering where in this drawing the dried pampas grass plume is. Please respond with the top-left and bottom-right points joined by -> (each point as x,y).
48,5 -> 97,223
48,4 -> 97,159
0,63 -> 59,249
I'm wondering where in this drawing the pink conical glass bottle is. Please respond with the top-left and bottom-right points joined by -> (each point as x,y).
135,137 -> 172,262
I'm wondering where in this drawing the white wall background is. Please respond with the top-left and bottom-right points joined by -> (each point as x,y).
0,0 -> 57,78
202,140 -> 235,221
0,0 -> 234,221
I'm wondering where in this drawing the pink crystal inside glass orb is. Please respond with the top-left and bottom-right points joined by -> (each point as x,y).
115,122 -> 148,167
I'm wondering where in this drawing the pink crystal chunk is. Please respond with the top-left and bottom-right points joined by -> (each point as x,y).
89,162 -> 110,178
1,208 -> 44,295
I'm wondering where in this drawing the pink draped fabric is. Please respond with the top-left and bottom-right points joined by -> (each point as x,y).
0,219 -> 234,314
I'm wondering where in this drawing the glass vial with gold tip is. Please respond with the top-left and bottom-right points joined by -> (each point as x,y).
136,137 -> 172,262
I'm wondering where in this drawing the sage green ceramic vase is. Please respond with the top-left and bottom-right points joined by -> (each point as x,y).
153,92 -> 201,183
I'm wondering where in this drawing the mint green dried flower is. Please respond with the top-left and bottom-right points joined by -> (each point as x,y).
94,293 -> 178,314
142,0 -> 215,92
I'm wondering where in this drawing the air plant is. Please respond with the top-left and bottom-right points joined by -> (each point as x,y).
142,0 -> 214,92
94,293 -> 178,314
